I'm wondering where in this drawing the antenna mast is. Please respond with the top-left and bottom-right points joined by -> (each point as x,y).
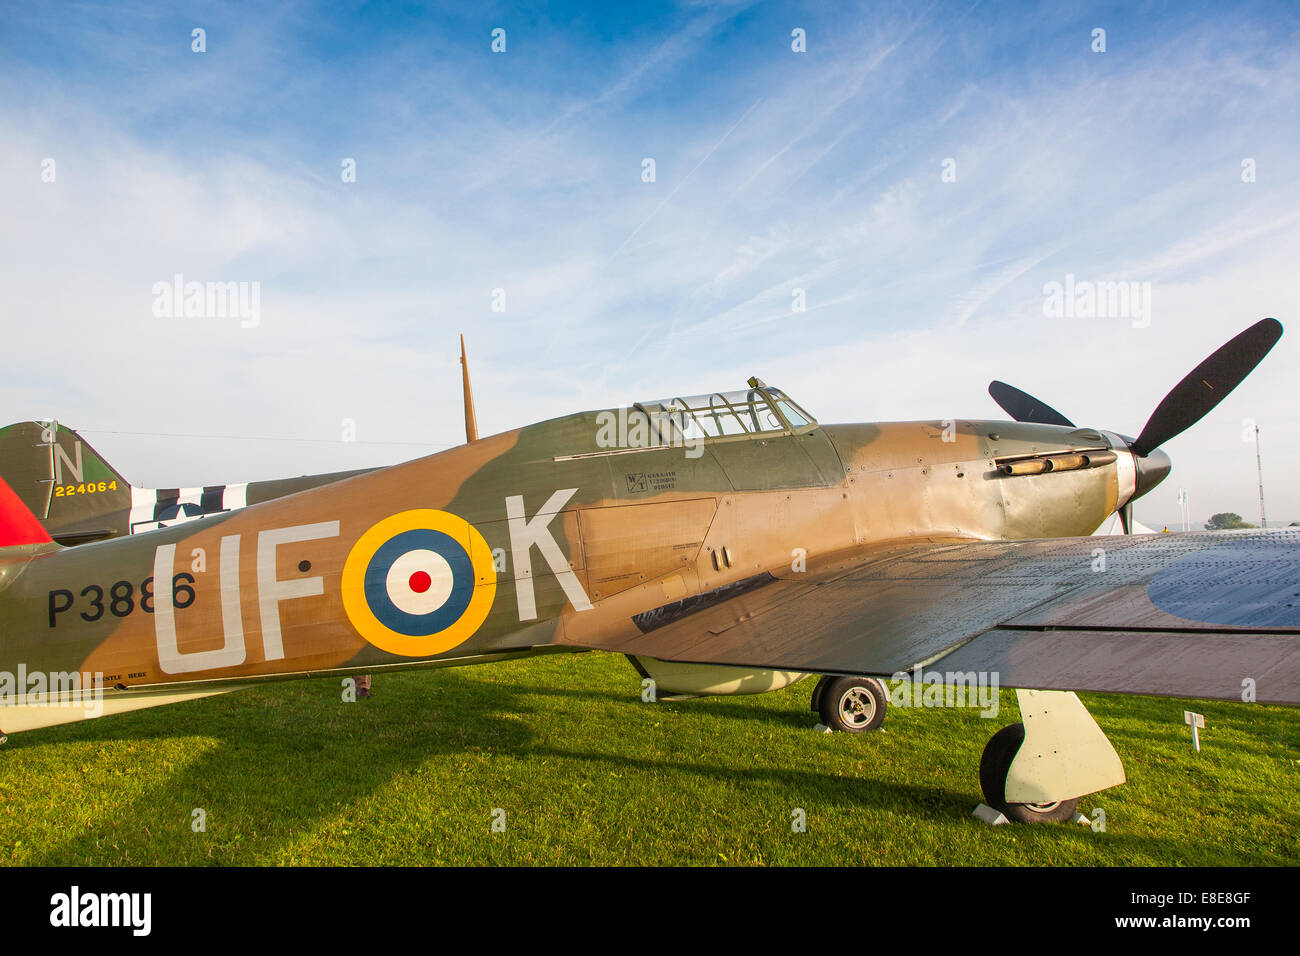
1255,424 -> 1266,529
460,335 -> 479,443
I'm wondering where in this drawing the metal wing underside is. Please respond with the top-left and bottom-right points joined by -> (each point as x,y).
563,529 -> 1300,704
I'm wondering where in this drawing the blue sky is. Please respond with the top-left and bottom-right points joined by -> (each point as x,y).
2,0 -> 1299,527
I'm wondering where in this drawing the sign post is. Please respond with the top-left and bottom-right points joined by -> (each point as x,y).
1184,710 -> 1205,752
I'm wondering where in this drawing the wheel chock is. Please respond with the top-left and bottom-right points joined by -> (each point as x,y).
972,803 -> 1009,825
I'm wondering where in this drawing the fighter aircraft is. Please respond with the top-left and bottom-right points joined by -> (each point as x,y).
0,420 -> 371,544
1,318 -> 1296,824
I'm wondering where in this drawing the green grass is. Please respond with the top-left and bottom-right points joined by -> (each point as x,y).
1,652 -> 1297,865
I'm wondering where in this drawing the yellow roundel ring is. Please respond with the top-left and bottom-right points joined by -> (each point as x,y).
341,509 -> 497,657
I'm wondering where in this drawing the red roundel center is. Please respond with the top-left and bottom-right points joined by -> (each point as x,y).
408,570 -> 432,594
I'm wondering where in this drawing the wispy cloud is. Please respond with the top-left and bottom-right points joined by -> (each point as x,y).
1,1 -> 1298,524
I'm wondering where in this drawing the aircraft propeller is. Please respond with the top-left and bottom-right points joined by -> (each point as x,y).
988,318 -> 1284,533
987,381 -> 1074,428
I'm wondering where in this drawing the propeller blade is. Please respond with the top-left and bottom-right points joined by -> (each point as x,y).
1118,502 -> 1132,536
987,381 -> 1075,428
1130,318 -> 1283,457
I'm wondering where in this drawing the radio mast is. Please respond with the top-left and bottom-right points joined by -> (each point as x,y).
1255,424 -> 1267,529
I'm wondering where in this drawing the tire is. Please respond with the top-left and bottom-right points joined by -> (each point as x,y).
810,675 -> 832,712
979,723 -> 1079,824
817,677 -> 887,732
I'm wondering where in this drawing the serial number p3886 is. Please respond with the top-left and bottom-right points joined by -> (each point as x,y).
48,574 -> 196,627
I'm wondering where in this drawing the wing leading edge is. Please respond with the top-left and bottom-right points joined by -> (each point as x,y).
560,529 -> 1300,704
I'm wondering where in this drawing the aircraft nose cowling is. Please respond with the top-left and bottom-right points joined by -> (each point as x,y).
1133,447 -> 1171,501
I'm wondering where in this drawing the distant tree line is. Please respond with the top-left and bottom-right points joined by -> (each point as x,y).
1204,512 -> 1256,530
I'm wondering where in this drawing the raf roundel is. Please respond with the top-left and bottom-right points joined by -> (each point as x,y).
342,509 -> 497,657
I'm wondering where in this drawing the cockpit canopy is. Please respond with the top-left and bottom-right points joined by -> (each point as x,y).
634,382 -> 816,444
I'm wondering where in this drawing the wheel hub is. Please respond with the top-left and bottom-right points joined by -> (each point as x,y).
838,687 -> 877,727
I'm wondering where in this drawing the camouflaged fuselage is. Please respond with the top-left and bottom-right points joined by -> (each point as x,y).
0,410 -> 1124,695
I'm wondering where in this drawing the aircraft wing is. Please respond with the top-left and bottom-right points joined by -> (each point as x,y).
562,529 -> 1300,704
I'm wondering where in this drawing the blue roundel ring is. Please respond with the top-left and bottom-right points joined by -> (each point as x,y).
361,529 -> 475,636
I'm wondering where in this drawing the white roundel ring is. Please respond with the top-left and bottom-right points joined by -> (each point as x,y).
384,549 -> 455,616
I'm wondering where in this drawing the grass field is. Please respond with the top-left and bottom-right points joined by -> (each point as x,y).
1,651 -> 1296,866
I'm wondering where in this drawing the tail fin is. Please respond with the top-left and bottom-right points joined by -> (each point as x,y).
0,475 -> 52,547
0,421 -> 131,544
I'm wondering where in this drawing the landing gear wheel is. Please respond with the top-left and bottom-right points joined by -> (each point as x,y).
815,676 -> 887,733
979,723 -> 1079,824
